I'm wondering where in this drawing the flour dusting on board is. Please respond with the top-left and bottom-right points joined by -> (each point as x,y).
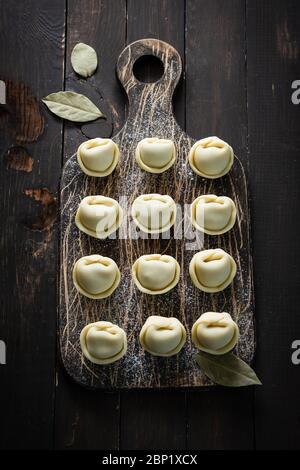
59,39 -> 255,389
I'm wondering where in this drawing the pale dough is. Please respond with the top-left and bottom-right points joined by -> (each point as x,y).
135,137 -> 176,173
189,249 -> 236,292
75,195 -> 123,239
131,194 -> 176,234
192,312 -> 239,355
77,138 -> 120,177
139,316 -> 186,357
80,321 -> 127,364
191,194 -> 236,235
132,254 -> 180,295
188,136 -> 233,178
73,255 -> 120,299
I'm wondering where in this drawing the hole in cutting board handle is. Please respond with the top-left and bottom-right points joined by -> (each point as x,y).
133,55 -> 164,83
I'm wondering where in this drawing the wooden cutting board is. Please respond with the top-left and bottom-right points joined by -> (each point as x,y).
59,38 -> 255,389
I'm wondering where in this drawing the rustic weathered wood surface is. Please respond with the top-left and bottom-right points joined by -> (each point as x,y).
1,0 -> 300,450
60,38 -> 254,389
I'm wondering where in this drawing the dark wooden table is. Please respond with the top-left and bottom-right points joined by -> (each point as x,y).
1,0 -> 299,450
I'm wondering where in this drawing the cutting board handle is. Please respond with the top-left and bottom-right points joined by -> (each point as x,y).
116,38 -> 182,112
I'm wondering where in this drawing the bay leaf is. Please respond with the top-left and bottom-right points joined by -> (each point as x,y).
194,351 -> 262,387
71,43 -> 98,78
42,91 -> 103,122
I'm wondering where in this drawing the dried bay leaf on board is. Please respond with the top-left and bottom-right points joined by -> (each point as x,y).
42,91 -> 103,122
194,351 -> 262,387
71,43 -> 98,78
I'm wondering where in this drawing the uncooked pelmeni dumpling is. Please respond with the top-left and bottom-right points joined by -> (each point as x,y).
135,137 -> 176,173
139,316 -> 186,357
73,255 -> 120,299
77,138 -> 120,176
80,321 -> 127,364
191,194 -> 236,235
189,249 -> 236,293
188,136 -> 234,178
132,254 -> 180,295
75,195 -> 123,239
192,312 -> 239,355
131,194 -> 176,234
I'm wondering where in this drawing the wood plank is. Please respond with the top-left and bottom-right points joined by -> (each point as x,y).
127,0 -> 186,128
247,0 -> 300,450
120,391 -> 186,450
55,370 -> 120,450
120,0 -> 187,450
185,0 -> 254,450
187,388 -> 254,449
61,0 -> 127,160
58,0 -> 254,450
0,0 -> 65,449
54,0 -> 126,450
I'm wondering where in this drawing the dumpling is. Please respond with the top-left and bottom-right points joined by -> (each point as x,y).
189,249 -> 236,292
135,137 -> 176,173
192,312 -> 239,355
131,194 -> 176,234
132,254 -> 180,295
77,138 -> 120,177
75,195 -> 123,239
80,321 -> 127,364
191,194 -> 236,235
188,136 -> 233,178
73,255 -> 120,299
139,316 -> 186,357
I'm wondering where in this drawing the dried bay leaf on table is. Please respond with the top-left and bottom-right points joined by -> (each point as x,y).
42,91 -> 104,122
71,43 -> 98,78
194,351 -> 262,387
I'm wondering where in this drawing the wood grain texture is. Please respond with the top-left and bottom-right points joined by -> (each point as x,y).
127,0 -> 186,129
247,0 -> 300,450
120,0 -> 186,449
1,0 -> 299,452
61,0 -> 127,157
59,37 -> 255,389
0,0 -> 65,449
120,390 -> 187,450
55,369 -> 120,450
185,0 -> 255,450
54,0 -> 126,450
187,388 -> 254,449
119,0 -> 187,451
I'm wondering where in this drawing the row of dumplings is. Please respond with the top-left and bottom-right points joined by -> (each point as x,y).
76,193 -> 237,238
77,136 -> 234,178
80,312 -> 239,365
75,136 -> 238,367
73,250 -> 236,299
